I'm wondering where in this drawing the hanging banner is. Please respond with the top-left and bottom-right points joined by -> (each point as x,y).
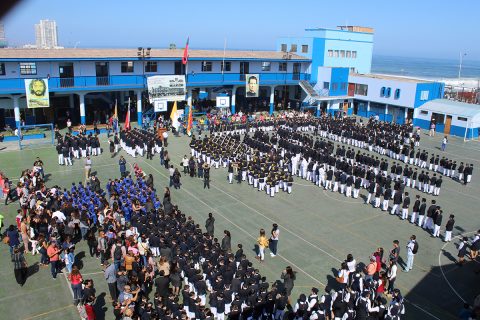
147,75 -> 186,104
25,78 -> 50,108
245,74 -> 259,98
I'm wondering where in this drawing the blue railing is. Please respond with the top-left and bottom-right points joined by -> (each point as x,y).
0,73 -> 310,94
186,73 -> 310,86
0,75 -> 146,94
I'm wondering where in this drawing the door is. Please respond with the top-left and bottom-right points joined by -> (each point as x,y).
292,63 -> 300,80
59,63 -> 74,87
239,62 -> 249,81
343,101 -> 349,114
174,61 -> 185,75
95,62 -> 109,85
444,115 -> 452,135
348,83 -> 355,96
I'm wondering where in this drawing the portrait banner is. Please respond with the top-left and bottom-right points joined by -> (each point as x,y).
147,75 -> 186,103
25,78 -> 50,108
245,74 -> 259,98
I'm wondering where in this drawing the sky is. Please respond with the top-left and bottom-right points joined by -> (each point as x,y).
2,0 -> 480,61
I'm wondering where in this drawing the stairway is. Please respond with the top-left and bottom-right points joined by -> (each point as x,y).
299,80 -> 320,99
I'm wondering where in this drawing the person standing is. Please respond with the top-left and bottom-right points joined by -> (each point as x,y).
256,229 -> 269,262
11,246 -> 28,286
33,157 -> 45,179
47,242 -> 61,279
444,214 -> 455,242
118,156 -> 127,178
84,156 -> 92,183
221,230 -> 231,252
269,223 -> 280,257
104,262 -> 118,302
281,266 -> 296,301
433,210 -> 443,237
69,266 -> 84,305
441,136 -> 448,151
387,260 -> 398,294
205,213 -> 215,237
203,163 -> 211,189
403,235 -> 417,272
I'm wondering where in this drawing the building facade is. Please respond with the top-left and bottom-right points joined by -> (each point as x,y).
35,19 -> 59,49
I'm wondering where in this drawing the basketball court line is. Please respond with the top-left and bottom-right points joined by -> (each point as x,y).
21,305 -> 75,320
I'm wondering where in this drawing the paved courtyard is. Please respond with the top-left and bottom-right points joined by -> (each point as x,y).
0,126 -> 479,319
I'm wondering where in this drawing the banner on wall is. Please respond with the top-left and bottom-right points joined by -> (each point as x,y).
245,74 -> 259,98
24,78 -> 50,108
147,75 -> 186,106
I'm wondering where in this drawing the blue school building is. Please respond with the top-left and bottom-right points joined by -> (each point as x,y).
0,24 -> 477,138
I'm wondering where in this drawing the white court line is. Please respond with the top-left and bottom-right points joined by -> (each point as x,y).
438,230 -> 478,304
403,299 -> 441,320
139,158 -> 328,287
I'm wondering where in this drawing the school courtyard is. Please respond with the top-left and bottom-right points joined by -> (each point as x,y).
0,126 -> 479,320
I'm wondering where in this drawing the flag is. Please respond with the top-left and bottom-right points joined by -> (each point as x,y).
113,99 -> 118,119
187,105 -> 193,135
170,101 -> 179,130
182,37 -> 189,65
124,98 -> 131,130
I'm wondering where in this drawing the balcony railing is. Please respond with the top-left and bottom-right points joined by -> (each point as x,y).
0,73 -> 310,94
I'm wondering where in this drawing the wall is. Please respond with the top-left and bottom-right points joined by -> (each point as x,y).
322,39 -> 373,74
329,67 -> 349,96
350,75 -> 417,107
414,82 -> 445,108
276,37 -> 314,58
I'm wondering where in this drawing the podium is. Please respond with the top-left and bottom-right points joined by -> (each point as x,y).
157,127 -> 167,140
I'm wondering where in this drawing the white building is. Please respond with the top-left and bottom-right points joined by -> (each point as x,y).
35,19 -> 58,49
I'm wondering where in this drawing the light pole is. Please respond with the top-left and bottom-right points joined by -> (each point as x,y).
137,47 -> 151,127
458,52 -> 467,79
282,52 -> 292,110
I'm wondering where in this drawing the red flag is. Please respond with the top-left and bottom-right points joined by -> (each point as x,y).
182,37 -> 189,65
124,102 -> 131,130
187,106 -> 193,135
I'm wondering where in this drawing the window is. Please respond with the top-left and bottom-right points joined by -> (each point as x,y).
221,61 -> 231,72
0,63 -> 5,75
290,44 -> 297,52
144,61 -> 157,72
332,83 -> 338,91
394,88 -> 401,99
340,50 -> 345,58
352,51 -> 357,58
301,45 -> 308,53
121,61 -> 134,73
327,50 -> 333,57
420,90 -> 429,100
281,44 -> 287,52
354,84 -> 368,96
323,82 -> 329,89
346,51 -> 352,58
350,67 -> 356,73
385,87 -> 391,98
334,50 -> 339,58
380,87 -> 386,97
420,110 -> 429,115
201,61 -> 212,72
458,117 -> 468,121
20,62 -> 37,75
341,83 -> 347,91
261,62 -> 271,71
278,62 -> 287,72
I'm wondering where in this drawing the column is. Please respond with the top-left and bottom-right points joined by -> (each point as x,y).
12,95 -> 20,128
269,86 -> 275,115
316,101 -> 321,117
384,104 -> 389,122
366,101 -> 371,117
136,90 -> 143,127
79,93 -> 86,124
187,88 -> 193,107
327,101 -> 332,115
231,86 -> 237,114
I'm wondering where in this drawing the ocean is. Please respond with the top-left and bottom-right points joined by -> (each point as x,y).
371,55 -> 480,88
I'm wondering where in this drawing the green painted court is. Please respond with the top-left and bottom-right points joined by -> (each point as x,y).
0,127 -> 479,320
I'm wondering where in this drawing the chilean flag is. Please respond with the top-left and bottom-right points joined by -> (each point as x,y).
182,37 -> 189,65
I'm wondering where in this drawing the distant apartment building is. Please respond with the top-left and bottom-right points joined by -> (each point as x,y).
35,19 -> 58,49
0,22 -> 7,48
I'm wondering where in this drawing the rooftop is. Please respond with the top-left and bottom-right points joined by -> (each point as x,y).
0,48 -> 310,61
351,73 -> 435,84
419,99 -> 480,119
